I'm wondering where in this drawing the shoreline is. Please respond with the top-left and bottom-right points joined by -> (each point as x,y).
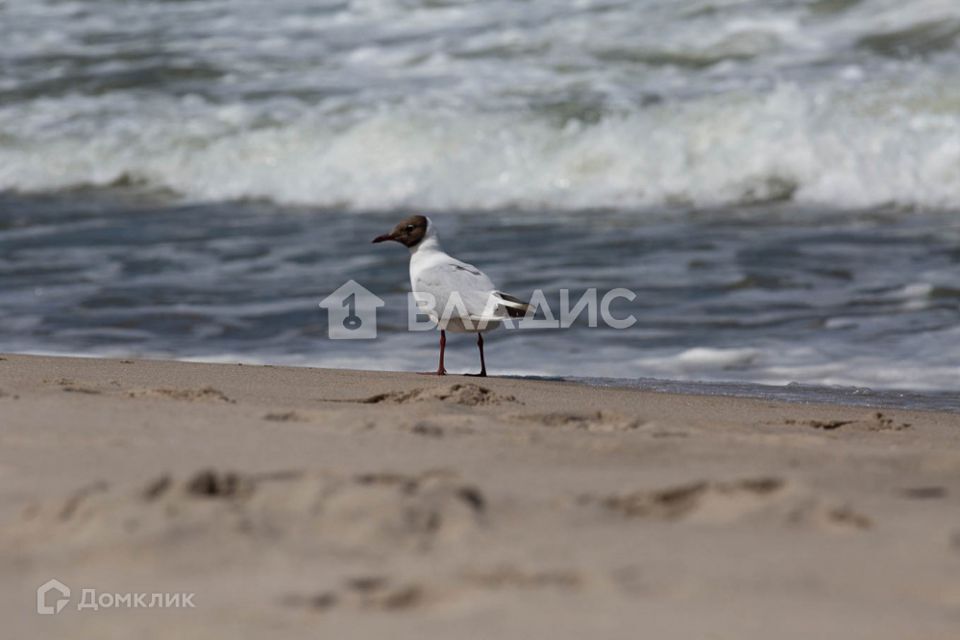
3,354 -> 960,638
4,351 -> 958,414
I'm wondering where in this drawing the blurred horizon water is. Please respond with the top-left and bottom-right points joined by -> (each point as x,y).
1,0 -> 959,396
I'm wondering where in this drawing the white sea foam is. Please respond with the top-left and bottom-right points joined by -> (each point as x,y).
3,79 -> 960,212
2,0 -> 960,212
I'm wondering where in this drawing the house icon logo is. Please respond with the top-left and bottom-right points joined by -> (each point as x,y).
37,578 -> 71,615
319,280 -> 385,339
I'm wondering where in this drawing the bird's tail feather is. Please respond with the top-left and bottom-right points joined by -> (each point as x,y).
495,292 -> 533,318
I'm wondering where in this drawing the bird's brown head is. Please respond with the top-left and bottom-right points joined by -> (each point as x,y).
372,215 -> 429,248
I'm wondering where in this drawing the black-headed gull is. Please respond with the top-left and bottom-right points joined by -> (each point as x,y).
373,215 -> 530,376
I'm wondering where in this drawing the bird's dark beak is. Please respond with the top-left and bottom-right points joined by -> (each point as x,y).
372,233 -> 394,244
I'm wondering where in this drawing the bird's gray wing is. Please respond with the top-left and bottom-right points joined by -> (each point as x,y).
413,260 -> 503,322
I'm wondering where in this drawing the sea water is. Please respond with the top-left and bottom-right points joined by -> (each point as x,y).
1,0 -> 958,402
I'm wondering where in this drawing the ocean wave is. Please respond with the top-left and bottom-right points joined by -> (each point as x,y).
3,0 -> 960,213
3,80 -> 960,212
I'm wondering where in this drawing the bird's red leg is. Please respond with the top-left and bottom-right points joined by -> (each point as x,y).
465,332 -> 487,377
436,329 -> 447,375
417,329 -> 447,376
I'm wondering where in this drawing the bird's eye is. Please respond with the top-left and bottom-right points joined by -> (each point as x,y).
406,224 -> 415,231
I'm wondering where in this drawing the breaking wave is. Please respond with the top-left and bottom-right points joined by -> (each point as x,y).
3,0 -> 960,213
3,80 -> 960,212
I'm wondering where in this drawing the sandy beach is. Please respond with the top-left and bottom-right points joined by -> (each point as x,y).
4,1 -> 960,637
1,353 -> 958,638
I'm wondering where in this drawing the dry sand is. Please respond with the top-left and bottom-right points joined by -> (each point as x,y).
1,353 -> 959,639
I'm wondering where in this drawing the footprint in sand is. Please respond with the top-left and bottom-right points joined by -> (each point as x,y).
900,486 -> 947,499
285,566 -> 583,614
17,468 -> 487,554
797,504 -> 872,531
583,477 -> 787,522
401,415 -> 477,438
406,422 -> 446,438
582,477 -> 872,532
262,411 -> 309,422
284,576 -> 427,612
58,481 -> 110,520
784,411 -> 911,432
127,386 -> 235,403
50,378 -> 101,394
512,411 -> 644,433
360,383 -> 518,407
62,386 -> 101,394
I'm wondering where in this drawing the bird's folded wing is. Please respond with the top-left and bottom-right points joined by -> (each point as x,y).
414,260 -> 501,319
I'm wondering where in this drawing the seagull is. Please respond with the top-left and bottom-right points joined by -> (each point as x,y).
373,215 -> 530,376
